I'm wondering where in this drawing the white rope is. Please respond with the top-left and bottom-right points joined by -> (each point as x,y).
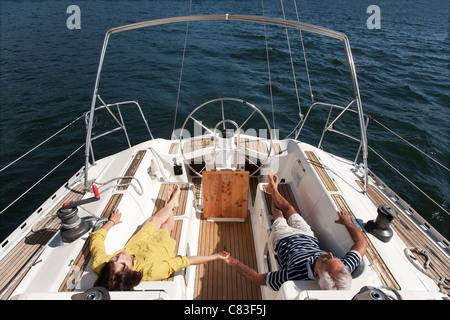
404,247 -> 450,294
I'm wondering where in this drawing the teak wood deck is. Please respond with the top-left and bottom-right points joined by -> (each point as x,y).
193,175 -> 261,300
169,138 -> 283,156
194,215 -> 261,300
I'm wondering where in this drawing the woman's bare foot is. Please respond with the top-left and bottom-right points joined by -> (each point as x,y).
166,185 -> 174,202
166,184 -> 180,209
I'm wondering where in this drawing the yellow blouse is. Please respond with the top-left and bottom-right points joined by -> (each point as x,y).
89,222 -> 190,281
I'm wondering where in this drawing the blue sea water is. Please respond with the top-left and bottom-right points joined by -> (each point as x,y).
0,0 -> 449,241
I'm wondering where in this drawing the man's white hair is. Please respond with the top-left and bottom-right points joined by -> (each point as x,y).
317,267 -> 352,290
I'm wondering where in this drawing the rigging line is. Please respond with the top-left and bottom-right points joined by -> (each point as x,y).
172,0 -> 192,137
293,0 -> 314,103
0,143 -> 85,215
369,115 -> 449,172
261,0 -> 276,135
96,94 -> 124,130
284,116 -> 302,139
280,0 -> 302,118
0,115 -> 84,173
369,144 -> 449,216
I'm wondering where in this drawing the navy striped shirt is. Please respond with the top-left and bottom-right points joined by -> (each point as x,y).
266,233 -> 361,291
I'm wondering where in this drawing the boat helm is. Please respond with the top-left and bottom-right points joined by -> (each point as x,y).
365,205 -> 398,243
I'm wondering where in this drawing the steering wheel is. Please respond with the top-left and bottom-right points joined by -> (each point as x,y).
179,98 -> 273,177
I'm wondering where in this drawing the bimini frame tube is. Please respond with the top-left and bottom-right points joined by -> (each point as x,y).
83,14 -> 369,190
342,35 -> 369,191
84,32 -> 111,187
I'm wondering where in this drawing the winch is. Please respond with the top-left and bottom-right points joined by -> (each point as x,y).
364,205 -> 398,242
57,185 -> 100,243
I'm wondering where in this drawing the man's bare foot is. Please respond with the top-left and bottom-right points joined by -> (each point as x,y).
266,171 -> 279,195
270,196 -> 284,219
268,171 -> 289,212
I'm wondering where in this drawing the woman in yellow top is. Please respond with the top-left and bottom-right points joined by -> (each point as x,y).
90,185 -> 228,291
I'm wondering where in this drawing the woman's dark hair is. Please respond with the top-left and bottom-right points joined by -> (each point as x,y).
94,261 -> 143,291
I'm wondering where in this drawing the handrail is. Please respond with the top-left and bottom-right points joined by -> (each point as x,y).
84,100 -> 152,184
85,14 -> 368,189
294,100 -> 368,164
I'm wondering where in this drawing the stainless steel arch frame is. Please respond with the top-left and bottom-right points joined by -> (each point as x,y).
84,14 -> 369,190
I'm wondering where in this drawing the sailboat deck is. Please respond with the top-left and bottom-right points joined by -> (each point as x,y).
0,181 -> 93,299
356,181 -> 450,295
1,143 -> 449,299
194,215 -> 261,300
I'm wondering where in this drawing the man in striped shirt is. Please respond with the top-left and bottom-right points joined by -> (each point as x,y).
222,173 -> 367,291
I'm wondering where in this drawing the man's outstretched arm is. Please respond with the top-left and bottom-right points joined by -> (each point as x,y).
335,211 -> 368,258
222,254 -> 267,286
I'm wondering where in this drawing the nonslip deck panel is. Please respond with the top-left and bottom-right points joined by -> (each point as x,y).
194,215 -> 261,300
169,142 -> 179,154
182,138 -> 214,153
117,150 -> 147,190
0,181 -> 93,300
305,151 -> 338,192
356,180 -> 450,294
236,137 -> 268,154
192,177 -> 202,205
